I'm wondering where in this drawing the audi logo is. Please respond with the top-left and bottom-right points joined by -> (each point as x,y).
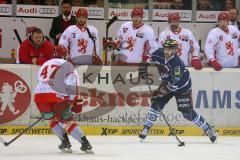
39,8 -> 56,14
88,10 -> 103,16
0,7 -> 10,14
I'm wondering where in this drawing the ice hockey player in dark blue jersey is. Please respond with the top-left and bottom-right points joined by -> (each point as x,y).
138,39 -> 217,143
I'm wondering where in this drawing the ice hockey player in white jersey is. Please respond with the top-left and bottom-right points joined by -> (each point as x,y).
205,12 -> 240,71
58,8 -> 102,65
106,7 -> 158,64
34,51 -> 92,153
159,13 -> 202,70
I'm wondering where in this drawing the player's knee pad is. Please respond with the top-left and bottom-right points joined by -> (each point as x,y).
49,120 -> 60,129
148,108 -> 159,121
64,121 -> 78,134
151,98 -> 165,111
54,100 -> 73,123
144,108 -> 160,128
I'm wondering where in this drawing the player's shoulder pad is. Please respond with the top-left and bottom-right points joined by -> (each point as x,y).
182,28 -> 193,35
121,21 -> 132,27
206,27 -> 218,37
65,25 -> 78,33
144,24 -> 154,32
228,25 -> 239,32
151,48 -> 164,62
87,25 -> 98,32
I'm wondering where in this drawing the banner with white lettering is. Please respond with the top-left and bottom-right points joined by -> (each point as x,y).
196,11 -> 223,22
108,8 -> 149,20
16,5 -> 58,17
0,63 -> 240,127
0,4 -> 12,16
153,9 -> 192,21
72,7 -> 104,19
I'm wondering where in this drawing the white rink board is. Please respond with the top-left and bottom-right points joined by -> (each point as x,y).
0,65 -> 240,127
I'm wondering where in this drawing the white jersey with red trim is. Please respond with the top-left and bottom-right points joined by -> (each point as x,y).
35,58 -> 79,100
117,21 -> 158,63
159,27 -> 200,66
59,24 -> 100,64
205,25 -> 240,67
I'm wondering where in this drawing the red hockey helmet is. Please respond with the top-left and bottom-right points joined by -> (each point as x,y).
168,13 -> 180,22
131,7 -> 144,17
218,12 -> 229,21
76,8 -> 88,18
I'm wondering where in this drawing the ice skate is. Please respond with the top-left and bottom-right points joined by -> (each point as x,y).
58,133 -> 72,153
206,126 -> 218,143
139,126 -> 150,142
80,136 -> 93,153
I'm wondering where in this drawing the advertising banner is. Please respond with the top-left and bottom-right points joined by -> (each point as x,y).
1,65 -> 239,128
153,9 -> 192,21
16,5 -> 58,17
0,4 -> 12,16
72,7 -> 104,19
196,11 -> 223,22
108,8 -> 149,20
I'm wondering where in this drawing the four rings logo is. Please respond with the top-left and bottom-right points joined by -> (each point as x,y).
88,10 -> 103,17
72,9 -> 103,17
0,7 -> 10,14
39,8 -> 56,14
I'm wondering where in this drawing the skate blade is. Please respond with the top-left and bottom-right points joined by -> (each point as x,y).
211,132 -> 219,144
61,148 -> 73,153
84,150 -> 94,154
139,138 -> 145,142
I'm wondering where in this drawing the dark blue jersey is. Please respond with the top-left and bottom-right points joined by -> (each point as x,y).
151,48 -> 191,93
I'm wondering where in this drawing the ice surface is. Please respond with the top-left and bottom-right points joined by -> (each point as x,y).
0,135 -> 239,160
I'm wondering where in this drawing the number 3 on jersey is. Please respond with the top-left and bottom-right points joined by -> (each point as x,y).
40,64 -> 60,79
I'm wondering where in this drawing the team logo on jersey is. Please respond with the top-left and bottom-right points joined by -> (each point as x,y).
123,28 -> 128,33
136,31 -> 144,38
219,35 -> 223,41
174,66 -> 181,76
77,38 -> 88,54
127,37 -> 136,51
225,41 -> 234,56
0,70 -> 31,124
181,35 -> 189,41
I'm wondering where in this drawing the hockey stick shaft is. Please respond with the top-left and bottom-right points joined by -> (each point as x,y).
86,27 -> 97,57
86,27 -> 98,64
0,117 -> 43,146
104,16 -> 118,65
106,15 -> 118,38
144,79 -> 184,145
13,29 -> 22,44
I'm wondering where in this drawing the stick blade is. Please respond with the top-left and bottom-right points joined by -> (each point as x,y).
0,137 -> 7,146
178,142 -> 185,147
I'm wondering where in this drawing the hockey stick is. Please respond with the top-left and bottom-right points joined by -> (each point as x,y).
86,27 -> 99,64
106,15 -> 118,38
0,117 -> 43,146
13,29 -> 22,44
143,74 -> 185,147
104,15 -> 118,64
